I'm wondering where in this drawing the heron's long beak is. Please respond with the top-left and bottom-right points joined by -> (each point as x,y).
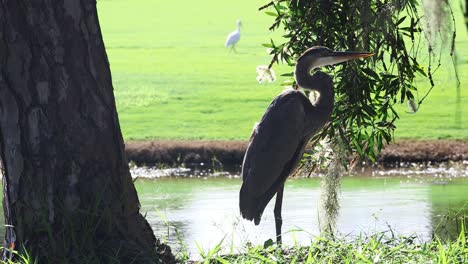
331,51 -> 374,63
308,50 -> 374,69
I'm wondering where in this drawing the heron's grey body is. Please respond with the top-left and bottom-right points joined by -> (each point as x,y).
239,46 -> 372,243
239,73 -> 333,232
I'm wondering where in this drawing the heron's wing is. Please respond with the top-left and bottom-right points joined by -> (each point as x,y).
241,90 -> 310,197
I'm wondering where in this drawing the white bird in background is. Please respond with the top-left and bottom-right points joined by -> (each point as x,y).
225,19 -> 242,52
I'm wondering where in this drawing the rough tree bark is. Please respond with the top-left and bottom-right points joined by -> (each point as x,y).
0,1 -> 172,263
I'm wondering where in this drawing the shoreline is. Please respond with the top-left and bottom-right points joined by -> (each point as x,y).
125,139 -> 468,167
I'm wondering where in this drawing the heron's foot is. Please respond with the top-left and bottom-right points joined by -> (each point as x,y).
276,234 -> 282,245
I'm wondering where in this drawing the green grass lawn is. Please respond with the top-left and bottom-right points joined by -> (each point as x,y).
97,0 -> 467,141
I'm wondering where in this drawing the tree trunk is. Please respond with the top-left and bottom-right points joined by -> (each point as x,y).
0,1 -> 171,262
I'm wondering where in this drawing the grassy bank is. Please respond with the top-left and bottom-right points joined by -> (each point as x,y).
3,229 -> 467,263
187,228 -> 467,263
97,0 -> 467,141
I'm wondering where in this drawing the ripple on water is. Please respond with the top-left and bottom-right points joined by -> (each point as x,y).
130,166 -> 240,179
130,162 -> 468,179
372,163 -> 468,178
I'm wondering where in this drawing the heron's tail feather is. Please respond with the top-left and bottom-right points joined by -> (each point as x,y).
239,184 -> 275,225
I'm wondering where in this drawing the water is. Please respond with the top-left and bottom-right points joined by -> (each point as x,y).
134,164 -> 468,258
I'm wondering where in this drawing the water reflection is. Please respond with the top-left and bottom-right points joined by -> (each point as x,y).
134,168 -> 467,258
428,182 -> 468,240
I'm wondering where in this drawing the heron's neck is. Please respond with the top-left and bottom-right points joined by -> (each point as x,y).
237,24 -> 241,32
294,58 -> 315,89
294,59 -> 334,125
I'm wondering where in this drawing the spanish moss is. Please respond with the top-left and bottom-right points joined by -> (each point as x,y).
319,139 -> 347,231
422,0 -> 452,46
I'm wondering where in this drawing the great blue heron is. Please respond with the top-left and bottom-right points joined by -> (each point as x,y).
225,19 -> 241,52
239,46 -> 373,243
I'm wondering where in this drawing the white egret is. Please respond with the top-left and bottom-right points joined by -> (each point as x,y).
225,19 -> 242,52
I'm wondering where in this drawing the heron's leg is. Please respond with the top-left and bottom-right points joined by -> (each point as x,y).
274,184 -> 284,244
232,45 -> 237,53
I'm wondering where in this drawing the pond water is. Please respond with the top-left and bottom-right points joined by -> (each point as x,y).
134,163 -> 468,258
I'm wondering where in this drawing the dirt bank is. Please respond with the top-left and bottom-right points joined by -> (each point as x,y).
125,139 -> 468,167
376,140 -> 467,163
125,140 -> 247,167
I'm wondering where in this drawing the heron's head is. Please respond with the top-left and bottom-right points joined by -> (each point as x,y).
237,19 -> 242,28
297,46 -> 373,72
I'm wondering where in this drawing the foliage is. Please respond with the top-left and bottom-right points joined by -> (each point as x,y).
260,0 -> 457,161
0,246 -> 37,264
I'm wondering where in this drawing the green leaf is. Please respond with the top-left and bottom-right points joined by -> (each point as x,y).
414,64 -> 427,77
263,238 -> 274,249
405,90 -> 414,100
396,16 -> 407,26
215,258 -> 230,264
362,68 -> 380,80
